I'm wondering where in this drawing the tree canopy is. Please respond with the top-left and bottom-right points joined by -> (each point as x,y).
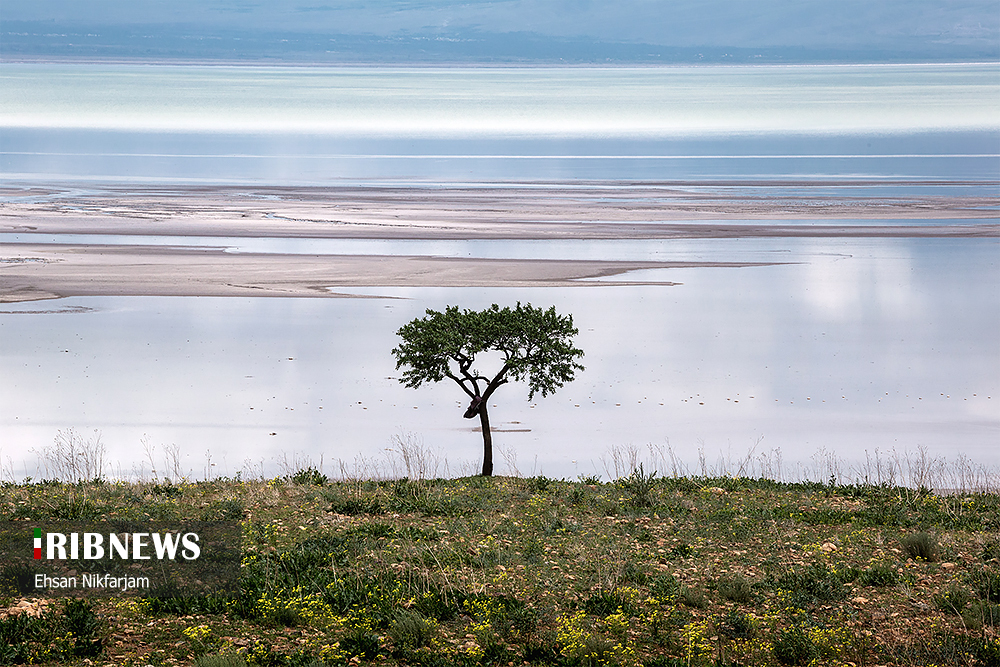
392,302 -> 584,475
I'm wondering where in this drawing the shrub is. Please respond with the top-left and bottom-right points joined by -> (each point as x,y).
617,464 -> 658,509
719,609 -> 755,640
776,563 -> 846,604
289,466 -> 328,486
963,600 -> 1000,630
858,563 -> 900,587
63,599 -> 103,657
970,568 -> 1000,602
388,610 -> 437,650
526,475 -> 553,493
414,589 -> 461,622
667,543 -> 694,559
901,533 -> 939,562
340,629 -> 381,660
584,591 -> 624,617
679,587 -> 708,609
974,637 -> 1000,667
716,573 -> 754,603
647,573 -> 680,600
773,626 -> 819,665
932,585 -> 973,614
195,655 -> 249,667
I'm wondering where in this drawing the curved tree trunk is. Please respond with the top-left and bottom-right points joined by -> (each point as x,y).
479,404 -> 493,476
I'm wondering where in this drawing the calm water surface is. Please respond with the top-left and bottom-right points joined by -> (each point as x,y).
1,63 -> 997,479
1,238 -> 997,479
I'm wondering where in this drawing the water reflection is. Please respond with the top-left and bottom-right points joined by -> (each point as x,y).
1,238 -> 996,480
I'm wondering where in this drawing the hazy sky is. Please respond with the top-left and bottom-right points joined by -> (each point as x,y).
3,0 -> 998,63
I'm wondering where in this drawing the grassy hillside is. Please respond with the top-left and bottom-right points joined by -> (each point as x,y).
2,472 -> 999,666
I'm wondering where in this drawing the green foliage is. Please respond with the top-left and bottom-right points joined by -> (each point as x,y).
776,563 -> 846,605
857,562 -> 901,587
526,475 -> 554,493
932,584 -> 973,614
716,573 -> 755,603
719,609 -> 755,639
388,610 -> 438,650
678,586 -> 708,609
63,599 -> 103,657
196,654 -> 250,667
392,302 -> 584,401
328,493 -> 383,516
975,637 -> 1000,667
584,591 -> 629,617
0,598 -> 104,663
202,498 -> 244,521
341,629 -> 381,660
288,466 -> 328,486
616,464 -> 658,509
901,532 -> 939,561
962,600 -> 1000,630
393,303 -> 584,475
773,626 -> 819,665
968,567 -> 1000,602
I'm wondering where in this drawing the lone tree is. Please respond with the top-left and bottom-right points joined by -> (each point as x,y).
392,303 -> 584,476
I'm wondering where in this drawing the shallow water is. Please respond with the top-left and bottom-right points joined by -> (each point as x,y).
1,63 -> 997,480
1,237 -> 997,480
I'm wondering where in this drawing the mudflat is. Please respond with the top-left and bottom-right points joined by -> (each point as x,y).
1,184 -> 997,302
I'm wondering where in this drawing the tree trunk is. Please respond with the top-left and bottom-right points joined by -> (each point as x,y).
479,403 -> 493,476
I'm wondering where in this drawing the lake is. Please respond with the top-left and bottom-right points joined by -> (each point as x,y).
1,63 -> 998,483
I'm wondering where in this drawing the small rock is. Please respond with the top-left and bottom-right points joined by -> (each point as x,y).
852,596 -> 869,604
821,542 -> 837,552
941,562 -> 956,569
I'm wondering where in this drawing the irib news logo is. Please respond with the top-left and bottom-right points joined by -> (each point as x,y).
3,521 -> 240,598
32,528 -> 201,561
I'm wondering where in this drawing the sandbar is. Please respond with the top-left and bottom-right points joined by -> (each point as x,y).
1,183 -> 996,302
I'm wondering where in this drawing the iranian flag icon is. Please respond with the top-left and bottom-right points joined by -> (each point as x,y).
33,528 -> 41,559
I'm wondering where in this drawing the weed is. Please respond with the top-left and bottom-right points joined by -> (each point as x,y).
716,573 -> 754,603
328,494 -> 383,515
195,655 -> 250,667
984,539 -> 1000,562
666,542 -> 694,559
63,599 -> 103,657
932,584 -> 973,614
526,475 -> 553,493
773,626 -> 819,665
617,464 -> 658,509
414,589 -> 461,622
288,466 -> 328,486
584,591 -> 627,617
963,599 -> 1000,630
678,586 -> 708,609
857,562 -> 900,587
340,629 -> 381,660
901,532 -> 939,561
203,498 -> 244,521
968,567 -> 1000,602
776,563 -> 846,605
388,610 -> 438,650
647,573 -> 680,600
719,609 -> 755,639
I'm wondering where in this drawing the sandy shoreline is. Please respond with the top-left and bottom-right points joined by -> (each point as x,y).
1,184 -> 996,302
